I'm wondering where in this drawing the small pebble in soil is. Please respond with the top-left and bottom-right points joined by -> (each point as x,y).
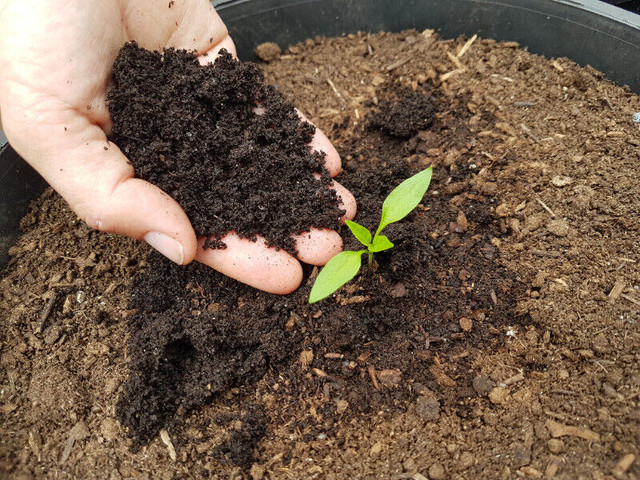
472,374 -> 495,396
459,451 -> 475,469
254,42 -> 282,63
369,441 -> 383,457
250,464 -> 266,480
547,438 -> 564,454
551,175 -> 572,187
335,399 -> 349,414
100,418 -> 120,442
521,466 -> 543,478
403,457 -> 417,472
512,445 -> 532,468
489,386 -> 511,404
377,368 -> 402,387
459,317 -> 473,332
547,219 -> 570,237
389,283 -> 408,298
427,463 -> 446,480
415,396 -> 440,420
43,326 -> 61,345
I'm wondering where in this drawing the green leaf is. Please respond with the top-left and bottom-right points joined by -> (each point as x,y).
369,234 -> 394,253
309,250 -> 364,303
377,166 -> 433,234
345,220 -> 372,246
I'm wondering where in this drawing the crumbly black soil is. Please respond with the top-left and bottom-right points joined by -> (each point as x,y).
369,89 -> 436,138
108,43 -> 342,252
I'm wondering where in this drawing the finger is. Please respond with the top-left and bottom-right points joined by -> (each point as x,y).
164,0 -> 229,53
198,35 -> 238,64
332,180 -> 357,223
297,110 -> 342,177
293,181 -> 356,265
195,233 -> 303,294
124,0 -> 229,55
6,109 -> 197,266
294,228 -> 343,266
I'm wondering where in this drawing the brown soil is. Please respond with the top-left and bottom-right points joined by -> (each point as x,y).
2,30 -> 640,480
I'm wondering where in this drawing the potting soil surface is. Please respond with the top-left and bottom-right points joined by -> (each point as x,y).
1,30 -> 639,480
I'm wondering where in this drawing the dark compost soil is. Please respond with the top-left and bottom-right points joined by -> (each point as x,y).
108,43 -> 342,253
1,30 -> 640,480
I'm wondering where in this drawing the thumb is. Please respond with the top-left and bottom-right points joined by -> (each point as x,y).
6,112 -> 197,265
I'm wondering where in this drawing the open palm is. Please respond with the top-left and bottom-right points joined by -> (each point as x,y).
0,0 -> 356,293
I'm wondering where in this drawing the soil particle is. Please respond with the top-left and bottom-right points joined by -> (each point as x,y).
612,454 -> 636,478
254,42 -> 282,63
99,418 -> 120,442
489,386 -> 510,404
512,445 -> 532,468
369,441 -> 383,457
459,316 -> 473,331
249,463 -> 266,480
472,374 -> 495,396
547,219 -> 570,237
427,462 -> 446,480
547,438 -> 565,454
213,410 -> 267,468
545,419 -> 601,442
59,421 -> 90,465
376,368 -> 402,388
521,465 -> 544,478
415,396 -> 440,421
459,451 -> 475,469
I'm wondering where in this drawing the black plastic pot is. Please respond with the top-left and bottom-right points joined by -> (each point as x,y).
1,0 -> 639,268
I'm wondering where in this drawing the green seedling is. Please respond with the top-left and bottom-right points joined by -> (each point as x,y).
309,166 -> 433,303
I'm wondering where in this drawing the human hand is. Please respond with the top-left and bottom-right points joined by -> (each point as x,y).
0,0 -> 356,294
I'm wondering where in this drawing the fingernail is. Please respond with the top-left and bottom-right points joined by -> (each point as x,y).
144,232 -> 184,265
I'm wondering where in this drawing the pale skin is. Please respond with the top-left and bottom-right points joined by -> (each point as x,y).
0,0 -> 357,294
